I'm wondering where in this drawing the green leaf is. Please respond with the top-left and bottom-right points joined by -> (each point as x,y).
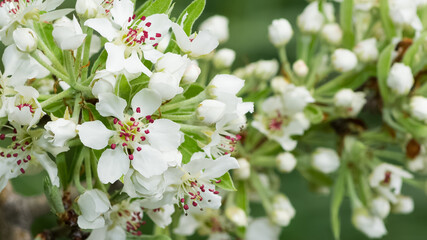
379,0 -> 396,39
128,234 -> 171,240
177,0 -> 206,35
403,32 -> 427,69
178,135 -> 203,164
304,104 -> 324,124
90,49 -> 107,74
43,177 -> 65,214
184,84 -> 204,99
377,43 -> 394,104
137,0 -> 173,18
11,172 -> 46,196
135,0 -> 153,17
340,0 -> 355,48
235,181 -> 250,214
115,75 -> 132,104
215,172 -> 237,191
56,153 -> 68,189
330,168 -> 346,240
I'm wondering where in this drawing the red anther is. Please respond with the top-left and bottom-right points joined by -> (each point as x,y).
20,168 -> 25,174
140,136 -> 146,141
183,204 -> 189,210
149,119 -> 154,123
132,14 -> 136,19
111,143 -> 117,149
156,33 -> 161,38
144,130 -> 150,134
17,160 -> 21,165
192,201 -> 198,207
122,143 -> 128,147
13,153 -> 18,157
129,154 -> 134,160
12,136 -> 16,141
137,147 -> 142,151
141,16 -> 146,21
153,43 -> 159,47
214,191 -> 219,194
114,118 -> 119,124
6,154 -> 11,158
0,134 -> 5,140
181,198 -> 185,203
145,22 -> 151,27
136,107 -> 141,113
27,155 -> 31,160
215,179 -> 221,183
130,117 -> 135,121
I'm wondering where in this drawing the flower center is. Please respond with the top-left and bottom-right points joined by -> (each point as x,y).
120,16 -> 162,48
0,125 -> 33,174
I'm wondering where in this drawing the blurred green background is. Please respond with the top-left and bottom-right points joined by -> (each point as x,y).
2,0 -> 427,239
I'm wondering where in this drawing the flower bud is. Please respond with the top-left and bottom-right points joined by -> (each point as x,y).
254,60 -> 279,81
91,70 -> 117,98
76,0 -> 98,19
332,49 -> 358,72
392,195 -> 414,214
197,99 -> 226,124
352,208 -> 387,238
209,74 -> 244,97
353,38 -> 378,63
276,152 -> 297,173
321,23 -> 342,45
225,206 -> 247,226
410,96 -> 427,123
292,59 -> 309,78
271,194 -> 295,227
234,158 -> 250,180
53,16 -> 87,50
334,89 -> 366,117
311,148 -> 340,174
371,196 -> 390,219
213,48 -> 236,69
268,18 -> 293,47
13,28 -> 38,53
182,61 -> 201,84
297,2 -> 334,34
155,53 -> 190,80
387,63 -> 414,95
199,15 -> 229,44
149,72 -> 183,101
44,118 -> 77,147
271,76 -> 289,93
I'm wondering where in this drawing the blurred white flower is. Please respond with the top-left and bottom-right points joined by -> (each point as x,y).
199,15 -> 229,44
334,89 -> 366,117
311,148 -> 340,174
276,152 -> 297,173
353,38 -> 378,63
332,49 -> 358,72
268,18 -> 293,47
387,63 -> 414,95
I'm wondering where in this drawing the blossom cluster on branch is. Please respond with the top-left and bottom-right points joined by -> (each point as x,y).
1,0 -> 427,239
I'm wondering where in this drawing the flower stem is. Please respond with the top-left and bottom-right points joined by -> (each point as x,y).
250,170 -> 273,214
30,51 -> 70,82
84,150 -> 93,190
161,91 -> 206,112
81,28 -> 93,83
73,149 -> 86,193
278,46 -> 298,85
40,88 -> 74,108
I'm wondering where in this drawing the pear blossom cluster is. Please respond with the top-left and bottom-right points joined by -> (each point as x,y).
0,0 -> 255,239
1,0 -> 427,239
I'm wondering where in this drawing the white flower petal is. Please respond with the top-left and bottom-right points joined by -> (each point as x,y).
124,50 -> 151,76
110,0 -> 134,26
131,88 -> 162,118
78,215 -> 105,230
202,155 -> 240,180
132,145 -> 168,178
85,18 -> 119,41
147,119 -> 183,151
77,121 -> 114,150
105,43 -> 126,72
33,152 -> 60,187
98,148 -> 130,184
96,93 -> 127,119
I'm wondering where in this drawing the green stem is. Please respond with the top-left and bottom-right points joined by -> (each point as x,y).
72,93 -> 82,123
81,28 -> 93,83
179,124 -> 207,136
73,149 -> 86,193
84,150 -> 93,189
162,114 -> 194,122
250,155 -> 276,167
74,46 -> 83,79
90,150 -> 107,192
249,170 -> 273,214
36,39 -> 67,75
161,91 -> 206,112
65,51 -> 77,84
30,51 -> 70,82
346,172 -> 362,209
278,46 -> 298,85
372,149 -> 405,162
198,59 -> 211,86
40,88 -> 74,108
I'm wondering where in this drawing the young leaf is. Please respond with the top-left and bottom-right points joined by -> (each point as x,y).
379,0 -> 396,39
340,0 -> 355,48
115,75 -> 132,104
137,0 -> 173,18
377,43 -> 394,104
215,172 -> 237,191
178,135 -> 203,164
177,0 -> 206,35
304,104 -> 324,124
330,167 -> 346,240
